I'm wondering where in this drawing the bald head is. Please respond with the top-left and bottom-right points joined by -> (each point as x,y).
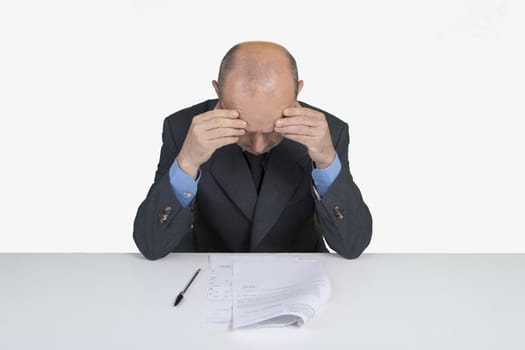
213,42 -> 303,155
217,41 -> 299,98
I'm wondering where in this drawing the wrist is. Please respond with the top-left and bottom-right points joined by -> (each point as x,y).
315,151 -> 336,169
176,154 -> 199,180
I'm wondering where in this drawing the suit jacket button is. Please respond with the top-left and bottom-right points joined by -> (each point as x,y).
334,205 -> 344,220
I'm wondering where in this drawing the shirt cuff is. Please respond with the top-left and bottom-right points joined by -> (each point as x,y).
311,154 -> 341,198
168,158 -> 200,208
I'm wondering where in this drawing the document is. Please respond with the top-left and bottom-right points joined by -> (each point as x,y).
206,254 -> 330,330
206,254 -> 234,329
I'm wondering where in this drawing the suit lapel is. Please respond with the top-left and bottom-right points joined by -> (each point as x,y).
250,139 -> 309,249
210,144 -> 258,221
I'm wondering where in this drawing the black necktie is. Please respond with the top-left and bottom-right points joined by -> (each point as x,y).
244,152 -> 266,193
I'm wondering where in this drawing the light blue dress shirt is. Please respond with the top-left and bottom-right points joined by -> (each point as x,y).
169,153 -> 341,208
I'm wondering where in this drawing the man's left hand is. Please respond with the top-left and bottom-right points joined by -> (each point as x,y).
274,103 -> 336,169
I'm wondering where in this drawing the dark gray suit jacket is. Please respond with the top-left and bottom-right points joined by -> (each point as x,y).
133,99 -> 372,260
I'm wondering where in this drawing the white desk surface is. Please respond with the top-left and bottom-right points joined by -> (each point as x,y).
1,253 -> 524,349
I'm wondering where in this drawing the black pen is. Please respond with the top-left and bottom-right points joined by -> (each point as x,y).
174,268 -> 201,307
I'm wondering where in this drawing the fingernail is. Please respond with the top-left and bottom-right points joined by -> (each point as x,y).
275,120 -> 283,126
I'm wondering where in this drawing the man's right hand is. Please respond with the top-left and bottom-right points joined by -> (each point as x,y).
176,103 -> 246,179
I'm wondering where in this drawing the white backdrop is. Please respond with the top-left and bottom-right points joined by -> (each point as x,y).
0,0 -> 523,253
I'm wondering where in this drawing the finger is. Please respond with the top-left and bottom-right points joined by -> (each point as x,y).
275,116 -> 318,128
210,136 -> 239,149
274,124 -> 316,136
206,127 -> 246,141
200,109 -> 239,121
282,107 -> 319,118
203,117 -> 247,131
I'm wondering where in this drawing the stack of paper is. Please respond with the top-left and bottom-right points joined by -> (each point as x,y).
206,255 -> 330,330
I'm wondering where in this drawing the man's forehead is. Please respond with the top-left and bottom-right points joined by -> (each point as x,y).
223,102 -> 286,130
241,113 -> 281,133
222,98 -> 290,115
245,129 -> 276,135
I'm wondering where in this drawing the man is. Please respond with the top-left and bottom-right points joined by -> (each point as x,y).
133,41 -> 372,260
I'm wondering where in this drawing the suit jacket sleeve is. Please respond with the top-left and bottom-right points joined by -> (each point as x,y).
314,123 -> 373,259
133,117 -> 194,260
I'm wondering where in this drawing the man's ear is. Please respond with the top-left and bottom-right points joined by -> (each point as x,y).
212,80 -> 220,97
297,80 -> 304,96
212,80 -> 223,109
294,80 -> 304,108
